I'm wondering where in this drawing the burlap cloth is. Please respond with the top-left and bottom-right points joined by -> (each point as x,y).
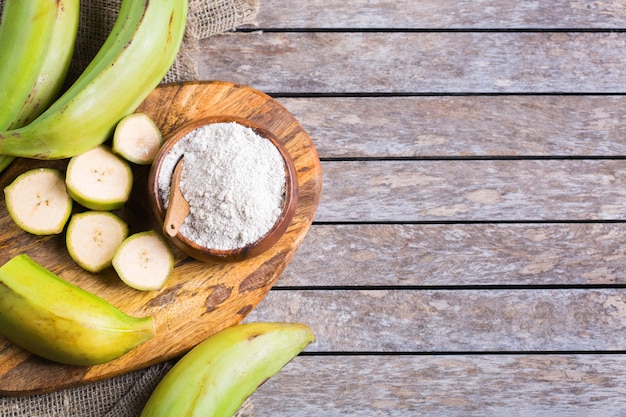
0,1 -> 259,416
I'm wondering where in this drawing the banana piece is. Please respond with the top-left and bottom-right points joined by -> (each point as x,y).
113,230 -> 174,291
0,254 -> 155,366
140,322 -> 315,417
0,0 -> 78,172
113,113 -> 163,165
4,168 -> 73,235
65,145 -> 133,211
66,211 -> 129,273
0,0 -> 188,160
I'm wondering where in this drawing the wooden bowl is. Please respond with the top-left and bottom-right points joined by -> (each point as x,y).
148,115 -> 299,262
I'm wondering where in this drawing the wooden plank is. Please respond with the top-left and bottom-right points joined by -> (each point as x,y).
258,0 -> 626,29
197,32 -> 626,93
248,354 -> 626,416
316,160 -> 626,222
246,289 -> 626,352
279,96 -> 626,158
279,223 -> 626,287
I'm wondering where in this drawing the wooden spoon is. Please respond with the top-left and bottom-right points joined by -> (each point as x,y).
163,157 -> 190,237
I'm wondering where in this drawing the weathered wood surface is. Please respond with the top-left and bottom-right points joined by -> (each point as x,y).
279,223 -> 626,286
279,96 -> 626,158
198,32 -> 626,93
198,0 -> 626,415
5,0 -> 626,414
317,160 -> 626,222
246,289 -> 626,351
248,355 -> 626,416
194,1 -> 626,415
258,0 -> 626,28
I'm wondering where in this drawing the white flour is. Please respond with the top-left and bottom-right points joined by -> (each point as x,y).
157,122 -> 286,250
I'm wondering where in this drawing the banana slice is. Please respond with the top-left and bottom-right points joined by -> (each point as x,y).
66,211 -> 129,273
65,145 -> 133,210
113,230 -> 174,291
4,168 -> 72,235
113,113 -> 163,165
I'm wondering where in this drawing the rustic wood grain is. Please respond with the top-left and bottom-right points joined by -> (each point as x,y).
197,32 -> 626,93
0,81 -> 322,395
258,0 -> 626,28
248,355 -> 626,416
278,223 -> 626,287
190,1 -> 626,415
6,0 -> 626,412
246,289 -> 626,352
279,96 -> 626,158
316,159 -> 626,222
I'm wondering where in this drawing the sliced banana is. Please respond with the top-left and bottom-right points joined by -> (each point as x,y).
113,113 -> 163,165
113,230 -> 174,291
66,211 -> 129,273
4,168 -> 72,235
65,145 -> 133,210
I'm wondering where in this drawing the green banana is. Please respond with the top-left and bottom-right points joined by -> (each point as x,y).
0,254 -> 155,366
41,0 -> 150,114
140,322 -> 315,417
0,0 -> 80,173
0,0 -> 57,130
0,0 -> 188,160
9,0 -> 80,128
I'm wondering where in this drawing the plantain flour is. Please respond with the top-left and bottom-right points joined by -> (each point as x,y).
157,122 -> 286,250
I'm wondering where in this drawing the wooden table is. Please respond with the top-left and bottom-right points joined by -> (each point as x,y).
192,1 -> 626,415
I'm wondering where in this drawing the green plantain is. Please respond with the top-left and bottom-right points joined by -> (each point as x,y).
0,0 -> 57,130
0,0 -> 188,160
0,0 -> 79,172
8,0 -> 80,128
0,254 -> 155,366
141,322 -> 315,417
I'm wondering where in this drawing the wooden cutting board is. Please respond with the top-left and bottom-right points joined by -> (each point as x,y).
0,80 -> 322,395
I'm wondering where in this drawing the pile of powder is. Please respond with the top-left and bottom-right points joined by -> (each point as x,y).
157,122 -> 287,250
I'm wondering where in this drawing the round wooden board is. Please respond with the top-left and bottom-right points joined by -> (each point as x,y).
0,81 -> 322,395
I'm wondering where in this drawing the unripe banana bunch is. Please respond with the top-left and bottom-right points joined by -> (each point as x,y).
141,322 -> 316,417
0,0 -> 188,161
